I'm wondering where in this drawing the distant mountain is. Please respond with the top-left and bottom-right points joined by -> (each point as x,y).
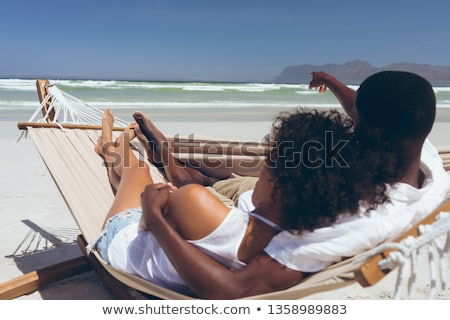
274,60 -> 450,86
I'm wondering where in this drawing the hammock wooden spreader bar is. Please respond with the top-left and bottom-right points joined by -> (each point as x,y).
17,121 -> 268,159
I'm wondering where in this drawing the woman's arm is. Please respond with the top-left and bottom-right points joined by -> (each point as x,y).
309,71 -> 357,119
140,183 -> 230,240
140,184 -> 304,299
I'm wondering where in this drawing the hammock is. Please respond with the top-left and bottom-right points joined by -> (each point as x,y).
1,79 -> 450,300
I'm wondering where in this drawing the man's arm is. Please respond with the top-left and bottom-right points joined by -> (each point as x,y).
150,215 -> 304,299
309,71 -> 357,119
141,185 -> 304,299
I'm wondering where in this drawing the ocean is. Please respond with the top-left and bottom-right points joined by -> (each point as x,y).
1,78 -> 450,123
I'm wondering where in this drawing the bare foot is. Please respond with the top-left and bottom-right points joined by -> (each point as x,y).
133,112 -> 165,163
133,111 -> 216,186
95,108 -> 115,160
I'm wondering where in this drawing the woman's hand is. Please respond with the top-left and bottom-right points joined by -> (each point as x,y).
140,183 -> 177,231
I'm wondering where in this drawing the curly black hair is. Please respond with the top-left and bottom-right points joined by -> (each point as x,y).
266,108 -> 399,234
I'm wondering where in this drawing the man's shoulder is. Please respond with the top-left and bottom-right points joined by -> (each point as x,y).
420,139 -> 449,184
421,139 -> 440,158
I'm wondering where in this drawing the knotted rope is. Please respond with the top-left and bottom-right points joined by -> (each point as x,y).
355,210 -> 450,299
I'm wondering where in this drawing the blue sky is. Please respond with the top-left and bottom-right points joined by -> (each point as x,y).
1,0 -> 449,82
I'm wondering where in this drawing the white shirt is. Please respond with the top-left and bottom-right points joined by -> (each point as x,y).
254,139 -> 449,272
108,207 -> 249,294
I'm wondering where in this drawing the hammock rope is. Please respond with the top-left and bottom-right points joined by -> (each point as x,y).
355,209 -> 450,299
28,82 -> 129,128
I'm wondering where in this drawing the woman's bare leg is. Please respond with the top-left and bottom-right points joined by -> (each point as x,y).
95,108 -> 121,193
96,109 -> 155,227
133,111 -> 219,186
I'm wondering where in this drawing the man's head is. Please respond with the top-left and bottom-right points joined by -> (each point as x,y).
354,71 -> 436,145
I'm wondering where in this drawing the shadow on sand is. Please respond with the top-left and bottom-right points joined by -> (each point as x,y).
5,220 -> 113,299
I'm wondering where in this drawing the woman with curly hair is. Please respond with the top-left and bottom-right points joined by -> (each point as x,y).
265,110 -> 399,234
91,107 -> 395,296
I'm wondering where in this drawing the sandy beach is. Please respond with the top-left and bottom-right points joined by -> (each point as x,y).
0,112 -> 449,300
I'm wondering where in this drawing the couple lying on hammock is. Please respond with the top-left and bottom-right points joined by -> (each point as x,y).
90,71 -> 450,299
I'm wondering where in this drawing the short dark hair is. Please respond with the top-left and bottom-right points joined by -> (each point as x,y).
355,71 -> 436,142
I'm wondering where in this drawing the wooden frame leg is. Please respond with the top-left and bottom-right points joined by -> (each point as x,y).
0,256 -> 91,300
